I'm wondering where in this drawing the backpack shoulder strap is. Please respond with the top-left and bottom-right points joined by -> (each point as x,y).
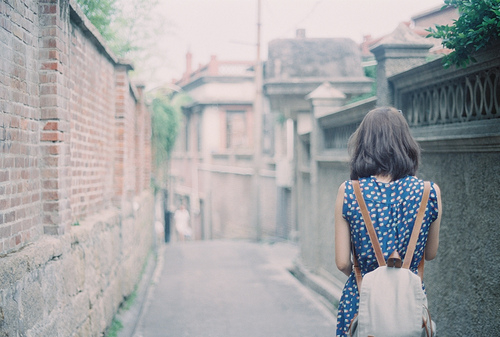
352,242 -> 363,289
402,181 -> 431,269
352,180 -> 386,267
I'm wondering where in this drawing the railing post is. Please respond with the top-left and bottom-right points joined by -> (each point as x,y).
370,23 -> 432,107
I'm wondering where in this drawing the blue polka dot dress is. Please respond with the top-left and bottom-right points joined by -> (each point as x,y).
336,176 -> 439,337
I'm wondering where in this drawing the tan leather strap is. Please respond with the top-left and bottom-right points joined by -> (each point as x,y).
387,250 -> 402,268
422,305 -> 434,336
422,317 -> 430,336
352,180 -> 386,267
402,181 -> 431,269
352,243 -> 363,290
418,252 -> 425,282
352,179 -> 431,285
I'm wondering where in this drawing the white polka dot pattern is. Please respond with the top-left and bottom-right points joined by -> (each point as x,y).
336,176 -> 439,337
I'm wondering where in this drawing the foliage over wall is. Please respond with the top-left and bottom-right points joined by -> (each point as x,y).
75,0 -> 169,84
152,92 -> 191,154
150,91 -> 191,190
427,0 -> 500,68
151,95 -> 180,165
75,0 -> 117,41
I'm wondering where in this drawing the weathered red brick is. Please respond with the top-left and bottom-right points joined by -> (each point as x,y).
41,131 -> 63,142
42,190 -> 59,201
41,61 -> 60,71
43,121 -> 58,130
42,179 -> 59,189
5,211 -> 16,223
0,171 -> 10,182
40,84 -> 57,95
0,224 -> 10,236
40,4 -> 57,14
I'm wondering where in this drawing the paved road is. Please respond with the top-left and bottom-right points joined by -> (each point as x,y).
133,240 -> 336,337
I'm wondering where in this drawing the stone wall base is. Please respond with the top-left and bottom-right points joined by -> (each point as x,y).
0,191 -> 155,337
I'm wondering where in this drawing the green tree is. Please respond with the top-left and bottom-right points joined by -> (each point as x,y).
150,92 -> 191,164
150,91 -> 191,190
347,64 -> 376,104
75,0 -> 117,41
427,0 -> 500,68
75,0 -> 167,61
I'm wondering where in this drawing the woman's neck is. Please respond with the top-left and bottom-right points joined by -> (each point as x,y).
373,174 -> 393,183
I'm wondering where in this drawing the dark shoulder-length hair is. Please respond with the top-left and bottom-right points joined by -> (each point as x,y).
348,106 -> 420,181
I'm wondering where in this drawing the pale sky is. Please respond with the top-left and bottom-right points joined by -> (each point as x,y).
153,0 -> 445,83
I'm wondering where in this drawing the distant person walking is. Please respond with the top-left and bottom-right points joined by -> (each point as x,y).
174,204 -> 192,242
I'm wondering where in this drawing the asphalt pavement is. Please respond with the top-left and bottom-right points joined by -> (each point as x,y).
127,240 -> 337,337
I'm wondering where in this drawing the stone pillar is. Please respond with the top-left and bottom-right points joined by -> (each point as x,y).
306,82 -> 347,119
39,0 -> 71,235
370,23 -> 433,107
306,82 -> 346,271
113,62 -> 134,209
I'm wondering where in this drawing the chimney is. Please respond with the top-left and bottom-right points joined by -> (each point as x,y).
296,29 -> 306,38
185,51 -> 193,77
208,55 -> 218,75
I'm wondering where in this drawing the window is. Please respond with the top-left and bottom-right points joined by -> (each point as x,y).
226,110 -> 247,149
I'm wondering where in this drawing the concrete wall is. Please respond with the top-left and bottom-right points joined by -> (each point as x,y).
301,107 -> 500,335
420,151 -> 500,335
317,161 -> 349,282
389,46 -> 500,334
259,174 -> 278,237
0,0 -> 154,335
297,171 -> 313,267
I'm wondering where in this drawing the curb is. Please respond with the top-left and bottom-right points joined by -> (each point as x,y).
289,259 -> 344,316
115,244 -> 164,337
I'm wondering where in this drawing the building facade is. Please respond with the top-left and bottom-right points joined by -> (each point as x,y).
264,31 -> 373,266
170,54 -> 277,240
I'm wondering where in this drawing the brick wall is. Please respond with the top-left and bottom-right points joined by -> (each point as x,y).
0,1 -> 154,335
0,0 -> 152,254
135,85 -> 152,195
114,65 -> 138,207
0,0 -> 42,253
68,21 -> 116,222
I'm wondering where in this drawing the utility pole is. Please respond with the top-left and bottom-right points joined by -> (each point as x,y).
252,0 -> 263,241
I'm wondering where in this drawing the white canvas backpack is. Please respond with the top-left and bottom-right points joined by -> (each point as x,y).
349,180 -> 436,337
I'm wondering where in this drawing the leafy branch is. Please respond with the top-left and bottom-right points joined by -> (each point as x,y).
426,0 -> 500,68
150,92 -> 192,165
75,0 -> 169,67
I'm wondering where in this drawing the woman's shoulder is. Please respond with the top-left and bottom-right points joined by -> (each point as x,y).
398,176 -> 440,200
401,176 -> 439,188
341,176 -> 434,192
341,180 -> 356,193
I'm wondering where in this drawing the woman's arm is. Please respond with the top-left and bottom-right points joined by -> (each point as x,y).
335,182 -> 352,277
425,183 -> 442,261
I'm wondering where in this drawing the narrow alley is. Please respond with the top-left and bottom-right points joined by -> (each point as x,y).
130,241 -> 336,337
2,1 -> 499,336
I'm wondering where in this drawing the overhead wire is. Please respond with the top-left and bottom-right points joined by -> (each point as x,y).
271,0 -> 326,39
